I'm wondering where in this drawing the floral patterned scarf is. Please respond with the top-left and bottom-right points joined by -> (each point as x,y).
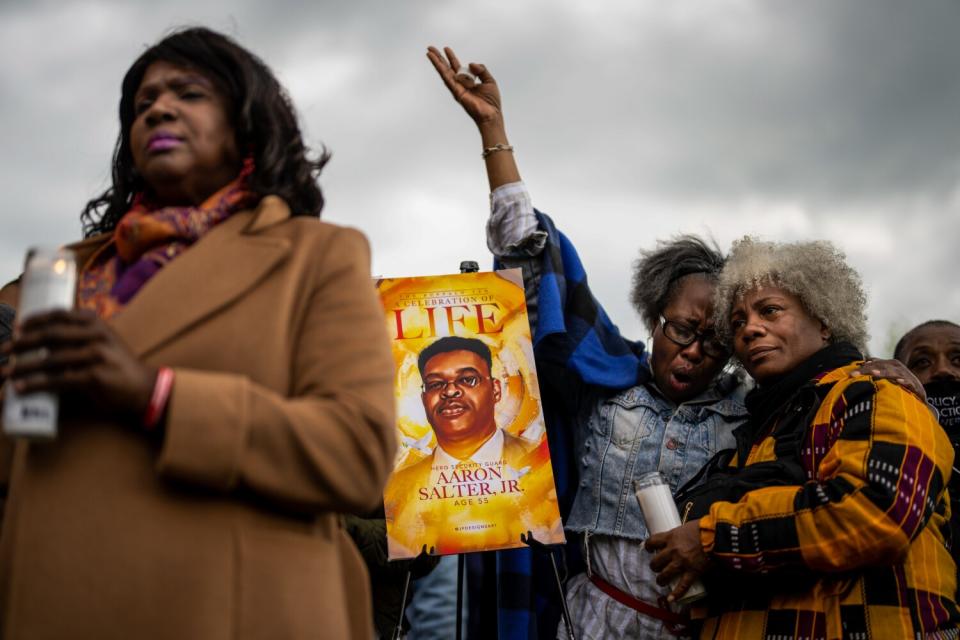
78,160 -> 257,319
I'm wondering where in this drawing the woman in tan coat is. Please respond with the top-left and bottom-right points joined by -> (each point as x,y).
0,28 -> 395,639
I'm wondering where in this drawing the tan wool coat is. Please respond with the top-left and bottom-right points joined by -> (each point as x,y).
0,196 -> 396,640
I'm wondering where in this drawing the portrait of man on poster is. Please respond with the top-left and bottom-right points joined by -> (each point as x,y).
384,336 -> 540,555
399,337 -> 535,485
384,302 -> 563,559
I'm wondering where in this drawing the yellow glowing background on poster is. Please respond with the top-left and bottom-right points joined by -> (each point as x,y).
378,269 -> 565,559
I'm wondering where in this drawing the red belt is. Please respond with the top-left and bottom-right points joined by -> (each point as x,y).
588,573 -> 691,636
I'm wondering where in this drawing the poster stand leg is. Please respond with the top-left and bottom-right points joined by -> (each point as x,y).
521,531 -> 577,640
392,569 -> 413,640
456,553 -> 465,640
391,545 -> 432,640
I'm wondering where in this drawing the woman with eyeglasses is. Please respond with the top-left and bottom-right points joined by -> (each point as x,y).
426,47 -> 923,640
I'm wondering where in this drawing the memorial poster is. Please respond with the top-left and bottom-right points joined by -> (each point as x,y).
378,269 -> 565,559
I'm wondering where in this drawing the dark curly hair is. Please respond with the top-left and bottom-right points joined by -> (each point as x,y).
630,235 -> 725,334
81,27 -> 330,237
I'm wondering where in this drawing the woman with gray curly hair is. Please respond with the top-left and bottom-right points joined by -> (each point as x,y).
647,237 -> 958,639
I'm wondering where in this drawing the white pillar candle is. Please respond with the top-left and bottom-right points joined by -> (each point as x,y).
635,471 -> 707,605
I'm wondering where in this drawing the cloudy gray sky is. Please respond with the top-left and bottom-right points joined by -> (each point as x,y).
2,0 -> 958,356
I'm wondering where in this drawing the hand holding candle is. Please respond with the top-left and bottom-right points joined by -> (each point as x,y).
635,472 -> 708,604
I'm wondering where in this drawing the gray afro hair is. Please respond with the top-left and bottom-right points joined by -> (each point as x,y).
714,236 -> 869,353
630,235 -> 725,333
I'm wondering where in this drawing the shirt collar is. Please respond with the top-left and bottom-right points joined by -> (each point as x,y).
434,429 -> 504,467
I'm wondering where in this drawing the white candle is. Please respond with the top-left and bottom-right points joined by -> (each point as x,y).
636,478 -> 681,534
635,471 -> 707,605
3,247 -> 76,440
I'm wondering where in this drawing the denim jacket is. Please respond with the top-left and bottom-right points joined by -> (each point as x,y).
566,373 -> 749,539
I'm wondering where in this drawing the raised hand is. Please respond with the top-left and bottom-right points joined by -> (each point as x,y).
426,45 -> 520,189
427,46 -> 503,126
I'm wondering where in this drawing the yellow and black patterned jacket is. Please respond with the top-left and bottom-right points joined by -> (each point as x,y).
697,362 -> 959,639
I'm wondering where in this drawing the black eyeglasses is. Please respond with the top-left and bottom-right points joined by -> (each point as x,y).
658,316 -> 729,359
422,374 -> 490,394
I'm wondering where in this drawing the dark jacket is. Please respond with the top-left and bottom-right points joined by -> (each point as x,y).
344,506 -> 440,638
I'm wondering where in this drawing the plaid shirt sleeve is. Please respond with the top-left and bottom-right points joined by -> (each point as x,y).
488,184 -> 649,390
700,373 -> 953,574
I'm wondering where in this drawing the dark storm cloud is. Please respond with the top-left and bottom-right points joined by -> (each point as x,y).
468,1 -> 960,209
1,0 -> 957,354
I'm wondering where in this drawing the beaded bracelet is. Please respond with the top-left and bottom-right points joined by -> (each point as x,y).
481,143 -> 514,158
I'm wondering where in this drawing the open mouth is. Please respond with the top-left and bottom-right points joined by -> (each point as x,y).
669,370 -> 693,389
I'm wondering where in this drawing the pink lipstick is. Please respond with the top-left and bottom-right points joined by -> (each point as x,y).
147,133 -> 182,152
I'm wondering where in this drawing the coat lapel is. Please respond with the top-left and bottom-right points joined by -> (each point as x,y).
108,196 -> 292,357
66,234 -> 113,274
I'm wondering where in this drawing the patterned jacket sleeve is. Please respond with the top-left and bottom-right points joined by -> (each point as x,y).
699,374 -> 953,573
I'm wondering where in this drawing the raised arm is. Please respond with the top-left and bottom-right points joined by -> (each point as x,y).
427,45 -> 544,311
426,47 -> 541,259
426,46 -> 647,392
426,46 -> 520,191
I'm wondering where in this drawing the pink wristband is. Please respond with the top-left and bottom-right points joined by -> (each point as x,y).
144,367 -> 174,431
